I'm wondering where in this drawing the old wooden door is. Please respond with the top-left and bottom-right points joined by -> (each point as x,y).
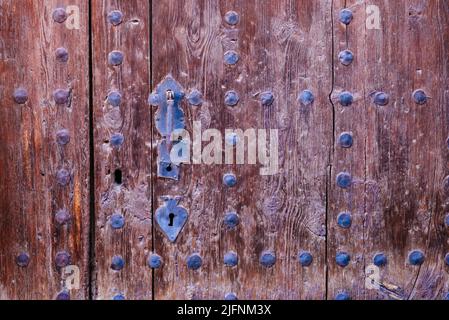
0,0 -> 448,300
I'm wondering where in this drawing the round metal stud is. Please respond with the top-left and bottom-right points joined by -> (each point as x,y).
52,8 -> 67,23
224,293 -> 238,300
373,91 -> 389,106
224,50 -> 239,65
113,294 -> 125,300
225,132 -> 239,146
148,253 -> 163,269
259,251 -> 276,268
408,250 -> 425,266
337,212 -> 352,229
444,253 -> 449,266
55,47 -> 69,63
110,213 -> 125,229
56,129 -> 70,146
224,212 -> 239,229
111,255 -> 125,271
260,91 -> 274,106
110,133 -> 124,147
186,253 -> 202,270
338,132 -> 353,148
13,88 -> 28,104
224,90 -> 240,107
187,89 -> 203,106
16,252 -> 30,267
108,51 -> 124,66
224,11 -> 239,25
338,50 -> 354,66
53,89 -> 71,105
224,251 -> 238,267
339,91 -> 354,107
412,89 -> 428,105
335,291 -> 351,300
373,253 -> 387,267
56,169 -> 71,186
55,291 -> 70,300
223,173 -> 237,187
298,251 -> 313,267
335,252 -> 350,267
298,90 -> 314,106
107,91 -> 122,107
55,209 -> 71,225
55,251 -> 71,268
339,9 -> 353,25
108,10 -> 123,26
445,214 -> 449,228
336,172 -> 352,189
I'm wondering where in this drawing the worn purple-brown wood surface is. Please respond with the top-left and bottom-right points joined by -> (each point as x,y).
1,0 -> 448,300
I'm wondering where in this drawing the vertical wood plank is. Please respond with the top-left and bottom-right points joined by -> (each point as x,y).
152,0 -> 332,300
92,0 -> 152,300
329,0 -> 449,300
0,0 -> 90,299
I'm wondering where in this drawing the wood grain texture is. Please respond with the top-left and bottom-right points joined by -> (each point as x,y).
151,0 -> 332,300
0,0 -> 90,299
91,0 -> 152,300
329,0 -> 449,300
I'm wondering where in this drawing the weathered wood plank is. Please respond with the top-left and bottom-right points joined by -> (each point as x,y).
91,0 -> 152,300
0,0 -> 90,299
329,0 -> 449,300
151,0 -> 332,300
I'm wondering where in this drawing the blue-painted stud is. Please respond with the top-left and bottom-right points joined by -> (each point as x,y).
108,51 -> 124,66
339,132 -> 353,148
113,294 -> 125,300
56,129 -> 70,146
298,90 -> 314,106
373,253 -> 387,267
260,91 -> 274,106
108,10 -> 123,26
445,292 -> 449,300
373,92 -> 389,106
224,50 -> 239,65
52,8 -> 67,23
336,252 -> 350,267
444,253 -> 449,266
224,212 -> 239,229
111,255 -> 125,271
110,133 -> 124,147
148,254 -> 162,269
260,251 -> 276,268
412,89 -> 428,105
56,169 -> 70,186
298,251 -> 313,267
110,213 -> 125,229
339,9 -> 353,25
337,212 -> 352,229
445,214 -> 449,227
107,91 -> 122,107
16,252 -> 30,267
339,91 -> 354,106
55,47 -> 69,63
224,11 -> 239,25
225,293 -> 238,300
224,251 -> 238,267
223,173 -> 237,187
224,90 -> 239,107
408,250 -> 425,266
187,89 -> 203,106
55,209 -> 71,225
225,132 -> 239,146
339,50 -> 354,66
335,291 -> 351,300
56,291 -> 70,300
186,253 -> 202,270
13,88 -> 28,104
53,89 -> 71,105
55,251 -> 71,268
336,172 -> 352,189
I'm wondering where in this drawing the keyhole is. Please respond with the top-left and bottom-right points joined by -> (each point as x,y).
168,213 -> 175,226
